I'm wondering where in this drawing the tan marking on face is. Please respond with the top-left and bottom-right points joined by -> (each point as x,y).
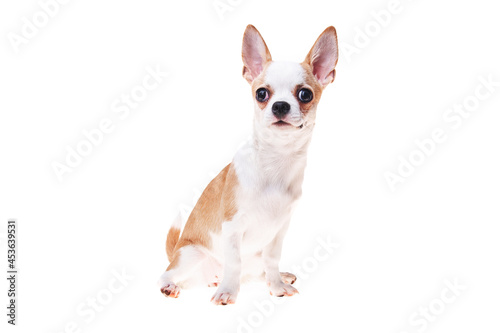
251,62 -> 274,110
172,163 -> 239,254
298,63 -> 323,113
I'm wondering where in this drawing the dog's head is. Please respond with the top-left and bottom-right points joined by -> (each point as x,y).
242,25 -> 338,132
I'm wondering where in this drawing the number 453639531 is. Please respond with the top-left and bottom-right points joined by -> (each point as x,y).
7,221 -> 16,270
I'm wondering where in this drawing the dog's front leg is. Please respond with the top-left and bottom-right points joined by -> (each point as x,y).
263,223 -> 299,297
211,222 -> 242,305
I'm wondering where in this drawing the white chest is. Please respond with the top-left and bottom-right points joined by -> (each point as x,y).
232,143 -> 306,254
239,188 -> 298,254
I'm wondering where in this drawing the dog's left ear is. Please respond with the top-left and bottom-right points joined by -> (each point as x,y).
304,26 -> 338,88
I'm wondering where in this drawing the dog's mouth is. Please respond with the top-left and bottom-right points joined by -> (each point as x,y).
273,120 -> 291,127
272,120 -> 304,129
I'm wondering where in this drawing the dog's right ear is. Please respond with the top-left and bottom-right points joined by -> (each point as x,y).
242,25 -> 272,84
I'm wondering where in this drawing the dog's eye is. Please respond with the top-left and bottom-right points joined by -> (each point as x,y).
256,88 -> 270,102
297,88 -> 313,103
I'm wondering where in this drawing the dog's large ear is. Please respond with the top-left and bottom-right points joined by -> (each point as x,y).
242,25 -> 272,84
304,26 -> 338,88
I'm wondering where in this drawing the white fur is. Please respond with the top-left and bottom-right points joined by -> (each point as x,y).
259,61 -> 311,128
210,62 -> 315,303
159,25 -> 338,305
158,62 -> 313,303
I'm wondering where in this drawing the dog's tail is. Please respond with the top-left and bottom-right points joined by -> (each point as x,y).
166,214 -> 183,262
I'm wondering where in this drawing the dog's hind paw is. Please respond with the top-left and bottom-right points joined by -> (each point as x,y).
160,283 -> 180,298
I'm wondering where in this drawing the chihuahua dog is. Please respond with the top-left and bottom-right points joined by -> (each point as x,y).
158,25 -> 338,305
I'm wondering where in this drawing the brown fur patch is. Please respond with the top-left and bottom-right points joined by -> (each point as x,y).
298,63 -> 324,113
172,163 -> 239,254
166,252 -> 181,270
251,62 -> 274,110
166,226 -> 181,262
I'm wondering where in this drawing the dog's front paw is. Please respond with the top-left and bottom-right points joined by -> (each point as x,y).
268,282 -> 299,297
211,287 -> 238,305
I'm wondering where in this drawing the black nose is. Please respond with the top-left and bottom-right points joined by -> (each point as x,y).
272,101 -> 291,118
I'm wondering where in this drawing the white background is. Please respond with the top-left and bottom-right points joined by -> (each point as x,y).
1,0 -> 499,332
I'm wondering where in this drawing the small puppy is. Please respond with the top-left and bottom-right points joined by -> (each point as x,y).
158,25 -> 338,305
